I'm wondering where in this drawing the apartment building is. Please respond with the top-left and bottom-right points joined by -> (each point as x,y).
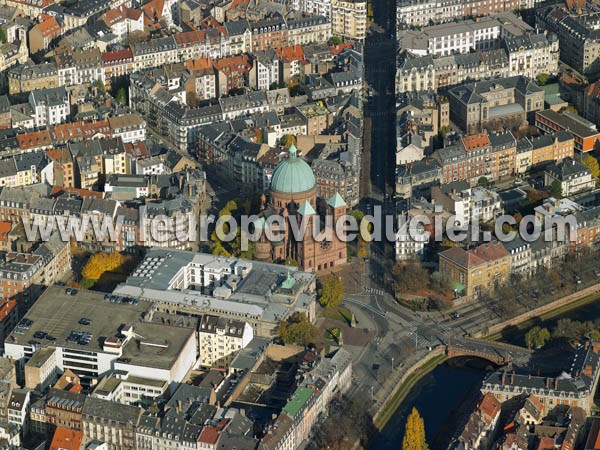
395,211 -> 428,261
7,61 -> 59,95
404,13 -> 532,52
287,15 -> 331,46
260,348 -> 352,450
331,0 -> 367,40
537,7 -> 600,75
432,183 -> 504,224
396,0 -> 522,28
433,131 -> 517,185
396,30 -> 557,94
82,397 -> 142,450
0,232 -> 70,306
107,114 -> 146,144
503,33 -> 559,79
28,16 -> 62,55
482,340 -> 600,414
439,241 -> 511,297
515,130 -> 574,173
198,315 -> 254,369
545,158 -> 594,196
28,87 -> 69,128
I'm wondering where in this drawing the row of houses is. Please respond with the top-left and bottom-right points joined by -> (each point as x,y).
259,348 -> 352,450
396,0 -> 538,28
396,32 -> 559,94
438,189 -> 600,297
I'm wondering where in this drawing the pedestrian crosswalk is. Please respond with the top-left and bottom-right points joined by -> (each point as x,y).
365,287 -> 385,295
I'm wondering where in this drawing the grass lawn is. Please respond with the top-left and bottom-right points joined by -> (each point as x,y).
323,306 -> 353,326
325,326 -> 342,343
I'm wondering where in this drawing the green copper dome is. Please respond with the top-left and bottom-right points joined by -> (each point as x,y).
270,144 -> 315,194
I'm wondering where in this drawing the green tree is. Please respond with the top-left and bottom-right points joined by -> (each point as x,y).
536,73 -> 549,86
524,326 -> 551,349
402,408 -> 429,450
549,180 -> 562,198
393,262 -> 430,294
116,87 -> 127,105
582,154 -> 600,178
0,29 -> 6,44
329,35 -> 343,45
565,106 -> 578,114
477,176 -> 490,187
319,274 -> 344,309
277,313 -> 318,345
589,330 -> 600,340
95,79 -> 105,92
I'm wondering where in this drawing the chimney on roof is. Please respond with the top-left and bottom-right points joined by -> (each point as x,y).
554,378 -> 558,390
501,370 -> 506,384
546,377 -> 551,388
511,371 -> 515,384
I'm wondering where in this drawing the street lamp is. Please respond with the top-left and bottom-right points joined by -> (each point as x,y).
391,357 -> 394,371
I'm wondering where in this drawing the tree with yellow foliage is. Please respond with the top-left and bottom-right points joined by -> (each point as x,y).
582,154 -> 600,178
283,134 -> 296,148
402,408 -> 429,450
82,252 -> 127,281
318,274 -> 344,309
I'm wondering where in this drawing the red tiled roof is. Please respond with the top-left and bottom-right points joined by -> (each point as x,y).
102,48 -> 134,64
125,141 -> 148,158
16,130 -> 52,149
462,133 -> 491,152
175,30 -> 206,45
51,187 -> 103,199
478,393 -> 500,426
141,0 -> 165,25
0,221 -> 11,241
213,54 -> 251,74
51,121 -> 111,142
275,45 -> 304,61
49,428 -> 83,450
0,300 -> 17,321
471,241 -> 509,262
330,41 -> 354,55
201,16 -> 226,34
198,427 -> 219,444
37,16 -> 62,37
538,437 -> 555,450
102,7 -> 125,26
440,246 -> 484,269
185,57 -> 213,71
125,7 -> 143,20
440,242 -> 508,269
46,147 -> 72,164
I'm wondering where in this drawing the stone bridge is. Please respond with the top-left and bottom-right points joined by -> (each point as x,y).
446,337 -> 532,367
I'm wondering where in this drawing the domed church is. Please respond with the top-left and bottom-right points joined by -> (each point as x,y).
255,144 -> 348,272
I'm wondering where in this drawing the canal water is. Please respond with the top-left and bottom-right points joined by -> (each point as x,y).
369,357 -> 492,450
370,297 -> 600,450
